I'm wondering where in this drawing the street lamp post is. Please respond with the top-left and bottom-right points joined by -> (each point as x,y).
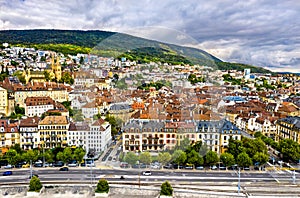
238,168 -> 241,194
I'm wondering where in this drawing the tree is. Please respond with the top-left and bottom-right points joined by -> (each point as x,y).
186,149 -> 204,167
227,139 -> 245,159
5,149 -> 18,165
59,72 -> 74,85
44,71 -> 51,81
198,142 -> 209,157
171,150 -> 186,166
244,138 -> 267,158
29,176 -> 43,192
160,181 -> 173,196
95,179 -> 109,193
175,137 -> 191,152
57,147 -> 73,165
73,147 -> 86,165
43,150 -> 54,163
253,152 -> 269,170
205,151 -> 219,166
139,152 -> 152,165
278,139 -> 300,162
236,152 -> 252,167
157,152 -> 171,167
220,153 -> 235,168
22,150 -> 38,163
10,144 -> 23,154
124,152 -> 138,166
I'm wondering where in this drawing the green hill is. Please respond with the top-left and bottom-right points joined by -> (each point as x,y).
0,29 -> 271,73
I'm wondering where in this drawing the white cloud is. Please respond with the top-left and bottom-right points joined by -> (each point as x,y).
0,0 -> 299,72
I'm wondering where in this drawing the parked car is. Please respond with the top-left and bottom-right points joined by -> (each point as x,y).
68,160 -> 78,167
59,167 -> 69,171
185,165 -> 193,170
196,166 -> 204,170
163,164 -> 173,169
3,171 -> 12,176
120,162 -> 129,168
4,164 -> 13,169
34,163 -> 43,167
22,164 -> 30,168
54,161 -> 64,167
210,165 -> 218,170
142,171 -> 152,176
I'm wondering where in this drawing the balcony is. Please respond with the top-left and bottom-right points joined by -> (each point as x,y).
24,136 -> 34,139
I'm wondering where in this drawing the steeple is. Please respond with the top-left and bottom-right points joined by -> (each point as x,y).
51,53 -> 62,81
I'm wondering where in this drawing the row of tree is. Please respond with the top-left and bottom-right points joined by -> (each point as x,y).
1,145 -> 86,166
122,137 -> 269,169
255,132 -> 300,163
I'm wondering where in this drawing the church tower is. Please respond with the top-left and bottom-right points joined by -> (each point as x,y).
51,54 -> 62,81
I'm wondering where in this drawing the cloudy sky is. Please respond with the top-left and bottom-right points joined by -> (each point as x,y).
0,0 -> 299,72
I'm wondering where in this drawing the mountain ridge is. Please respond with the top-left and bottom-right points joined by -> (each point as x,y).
0,29 -> 272,73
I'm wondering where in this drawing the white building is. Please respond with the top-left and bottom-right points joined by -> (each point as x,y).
88,119 -> 112,153
19,117 -> 40,150
24,96 -> 55,117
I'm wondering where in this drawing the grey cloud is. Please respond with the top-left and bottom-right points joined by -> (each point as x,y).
0,0 -> 299,72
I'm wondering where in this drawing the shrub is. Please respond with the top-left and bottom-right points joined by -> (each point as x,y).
160,181 -> 173,196
29,176 -> 43,192
95,179 -> 109,193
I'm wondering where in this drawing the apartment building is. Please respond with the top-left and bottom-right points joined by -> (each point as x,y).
38,116 -> 69,149
19,117 -> 40,150
276,116 -> 300,144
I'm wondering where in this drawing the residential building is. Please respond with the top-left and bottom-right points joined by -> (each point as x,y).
19,117 -> 40,150
38,116 -> 69,149
276,116 -> 300,144
88,119 -> 112,153
25,96 -> 55,117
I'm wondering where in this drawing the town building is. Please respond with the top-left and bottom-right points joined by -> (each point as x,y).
276,116 -> 300,144
19,117 -> 40,150
38,116 -> 69,149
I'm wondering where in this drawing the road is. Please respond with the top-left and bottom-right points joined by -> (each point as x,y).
1,168 -> 298,185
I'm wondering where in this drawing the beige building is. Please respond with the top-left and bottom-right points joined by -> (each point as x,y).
38,116 -> 69,149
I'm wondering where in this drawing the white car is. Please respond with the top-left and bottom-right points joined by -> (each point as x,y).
142,171 -> 152,176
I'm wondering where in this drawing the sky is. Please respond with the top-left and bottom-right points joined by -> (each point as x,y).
0,0 -> 299,72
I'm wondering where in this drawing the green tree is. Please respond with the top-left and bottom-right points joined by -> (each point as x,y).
220,153 -> 235,168
73,147 -> 86,165
22,150 -> 38,163
244,138 -> 267,158
124,152 -> 138,166
253,152 -> 269,170
160,181 -> 173,196
175,137 -> 191,151
236,152 -> 252,167
157,152 -> 171,167
139,152 -> 152,165
10,144 -> 23,154
29,176 -> 43,192
44,70 -> 51,81
57,147 -> 73,165
60,72 -> 74,85
171,150 -> 187,166
43,150 -> 54,163
5,149 -> 18,165
278,139 -> 300,162
186,149 -> 204,167
95,179 -> 109,193
205,151 -> 219,166
227,139 -> 245,159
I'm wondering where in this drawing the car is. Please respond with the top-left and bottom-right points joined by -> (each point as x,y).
54,161 -> 64,167
3,171 -> 12,176
142,171 -> 152,176
196,166 -> 204,170
15,163 -> 23,168
4,164 -> 13,169
29,174 -> 39,179
132,164 -> 140,169
22,164 -> 30,168
185,165 -> 193,170
34,163 -> 43,167
210,165 -> 218,170
59,167 -> 69,171
163,164 -> 173,169
68,160 -> 78,167
150,164 -> 160,169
